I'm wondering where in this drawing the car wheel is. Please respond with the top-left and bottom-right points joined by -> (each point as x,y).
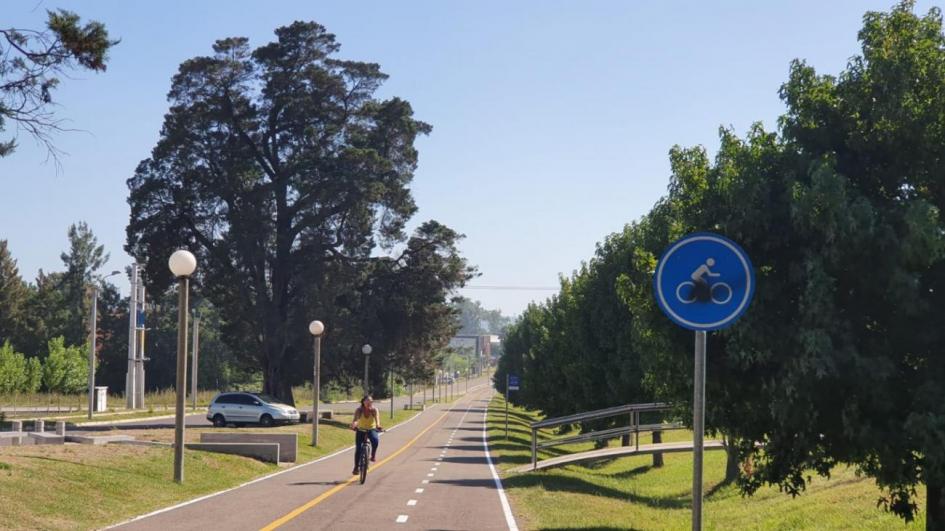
260,414 -> 274,427
212,414 -> 226,428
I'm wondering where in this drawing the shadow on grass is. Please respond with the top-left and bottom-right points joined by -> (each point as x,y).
504,472 -> 694,510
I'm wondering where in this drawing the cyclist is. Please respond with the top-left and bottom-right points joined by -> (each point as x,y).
690,258 -> 720,282
351,395 -> 383,475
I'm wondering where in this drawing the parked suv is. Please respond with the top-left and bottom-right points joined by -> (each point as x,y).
207,392 -> 300,427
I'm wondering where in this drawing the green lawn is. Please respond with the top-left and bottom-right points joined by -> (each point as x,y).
487,395 -> 926,530
0,407 -> 420,530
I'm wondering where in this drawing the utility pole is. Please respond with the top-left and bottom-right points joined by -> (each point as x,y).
126,264 -> 138,409
135,281 -> 146,409
87,284 -> 98,420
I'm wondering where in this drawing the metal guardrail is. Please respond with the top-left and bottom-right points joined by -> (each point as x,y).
529,402 -> 682,470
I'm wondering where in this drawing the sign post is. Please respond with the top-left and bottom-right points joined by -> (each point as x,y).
652,232 -> 754,531
506,374 -> 520,439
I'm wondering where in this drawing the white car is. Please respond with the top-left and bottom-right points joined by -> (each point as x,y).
207,392 -> 300,427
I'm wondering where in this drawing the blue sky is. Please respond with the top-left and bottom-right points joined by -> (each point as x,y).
2,1 -> 934,317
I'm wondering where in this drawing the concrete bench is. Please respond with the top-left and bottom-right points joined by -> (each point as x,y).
28,432 -> 64,445
200,432 -> 297,462
0,432 -> 26,446
185,442 -> 280,463
65,434 -> 136,445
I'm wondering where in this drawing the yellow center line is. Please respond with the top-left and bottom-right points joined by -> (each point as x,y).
260,409 -> 452,530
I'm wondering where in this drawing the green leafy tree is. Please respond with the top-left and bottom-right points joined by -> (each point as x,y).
23,356 -> 42,393
0,341 -> 27,393
58,222 -> 108,346
42,336 -> 86,393
126,22 -> 466,404
0,9 -> 116,158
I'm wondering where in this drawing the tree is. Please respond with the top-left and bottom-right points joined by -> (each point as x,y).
42,336 -> 86,393
0,240 -> 29,350
0,341 -> 27,393
1,9 -> 116,158
58,222 -> 108,346
127,22 -> 465,404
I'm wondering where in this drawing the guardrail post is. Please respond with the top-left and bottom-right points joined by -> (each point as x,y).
531,428 -> 537,470
653,429 -> 664,467
635,411 -> 640,452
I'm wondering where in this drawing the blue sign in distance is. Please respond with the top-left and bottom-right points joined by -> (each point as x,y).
508,375 -> 520,391
653,232 -> 755,331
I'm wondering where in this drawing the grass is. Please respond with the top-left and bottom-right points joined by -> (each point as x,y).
0,405 -> 424,530
487,395 -> 926,530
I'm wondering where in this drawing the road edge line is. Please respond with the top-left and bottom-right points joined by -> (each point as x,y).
482,393 -> 520,531
102,405 -> 435,530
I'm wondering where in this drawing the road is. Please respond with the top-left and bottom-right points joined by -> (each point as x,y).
83,377 -> 488,430
111,384 -> 517,530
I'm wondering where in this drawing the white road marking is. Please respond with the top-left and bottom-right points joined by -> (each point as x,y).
482,398 -> 520,531
427,473 -> 435,477
407,500 -> 418,506
416,488 -> 424,493
396,515 -> 409,523
422,479 -> 430,484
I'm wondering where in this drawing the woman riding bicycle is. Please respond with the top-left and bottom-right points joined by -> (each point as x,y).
351,395 -> 383,475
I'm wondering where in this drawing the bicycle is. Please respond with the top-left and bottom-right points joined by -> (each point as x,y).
354,427 -> 383,484
676,280 -> 732,304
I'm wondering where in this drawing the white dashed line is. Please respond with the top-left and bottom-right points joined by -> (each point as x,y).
427,473 -> 435,477
422,479 -> 430,484
407,500 -> 418,506
396,515 -> 409,523
416,488 -> 424,493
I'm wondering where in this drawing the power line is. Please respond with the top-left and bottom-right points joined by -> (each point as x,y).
459,285 -> 559,291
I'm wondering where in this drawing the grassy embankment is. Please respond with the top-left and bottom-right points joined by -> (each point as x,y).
0,407 -> 419,530
487,395 -> 926,530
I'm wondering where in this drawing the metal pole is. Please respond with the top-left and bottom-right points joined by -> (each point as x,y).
191,316 -> 200,411
692,330 -> 707,531
135,282 -> 146,409
174,277 -> 190,484
126,265 -> 137,409
363,354 -> 370,395
389,363 -> 394,420
88,285 -> 98,420
505,373 -> 509,439
312,335 -> 321,447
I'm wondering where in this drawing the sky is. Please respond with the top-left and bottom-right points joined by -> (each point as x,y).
2,0 -> 937,317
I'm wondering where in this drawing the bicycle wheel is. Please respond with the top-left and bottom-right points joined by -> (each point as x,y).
359,443 -> 369,484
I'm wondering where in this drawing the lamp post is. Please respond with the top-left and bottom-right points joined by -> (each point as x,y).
309,320 -> 325,447
88,270 -> 121,420
362,344 -> 372,394
169,249 -> 197,484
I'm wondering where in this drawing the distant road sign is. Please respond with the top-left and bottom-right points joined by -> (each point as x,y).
508,375 -> 520,391
653,232 -> 754,331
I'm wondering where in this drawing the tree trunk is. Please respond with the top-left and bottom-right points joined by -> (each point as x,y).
724,436 -> 739,482
929,483 -> 945,531
263,356 -> 295,406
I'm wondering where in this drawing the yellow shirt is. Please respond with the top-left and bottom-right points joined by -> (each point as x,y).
355,407 -> 378,430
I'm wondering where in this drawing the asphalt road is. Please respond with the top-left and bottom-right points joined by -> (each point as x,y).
111,384 -> 516,531
85,377 -> 488,430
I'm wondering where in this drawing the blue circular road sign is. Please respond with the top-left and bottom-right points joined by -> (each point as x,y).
653,232 -> 754,331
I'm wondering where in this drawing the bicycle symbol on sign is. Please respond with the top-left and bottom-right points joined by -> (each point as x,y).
675,258 -> 732,304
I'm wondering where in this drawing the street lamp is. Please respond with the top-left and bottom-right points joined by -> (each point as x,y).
169,249 -> 197,484
362,344 -> 372,393
88,270 -> 121,420
308,320 -> 325,447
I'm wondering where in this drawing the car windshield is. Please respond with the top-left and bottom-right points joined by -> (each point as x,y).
252,393 -> 283,405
